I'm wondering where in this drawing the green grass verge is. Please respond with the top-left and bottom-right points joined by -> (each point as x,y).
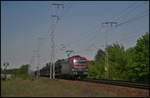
1,77 -> 113,97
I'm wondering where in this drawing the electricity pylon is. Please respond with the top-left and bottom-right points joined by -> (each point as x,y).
49,3 -> 64,79
102,21 -> 118,79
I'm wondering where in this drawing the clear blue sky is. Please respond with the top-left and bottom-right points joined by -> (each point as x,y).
1,1 -> 149,70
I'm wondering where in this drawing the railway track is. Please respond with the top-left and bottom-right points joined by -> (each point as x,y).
40,75 -> 149,90
80,78 -> 149,90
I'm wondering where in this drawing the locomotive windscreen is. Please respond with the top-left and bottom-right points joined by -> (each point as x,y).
73,59 -> 87,65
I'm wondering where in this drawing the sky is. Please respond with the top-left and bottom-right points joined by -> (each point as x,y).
1,1 -> 149,70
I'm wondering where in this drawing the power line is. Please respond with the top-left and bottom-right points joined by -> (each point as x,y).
88,3 -> 143,43
86,22 -> 117,47
116,10 -> 148,27
68,2 -> 148,61
104,9 -> 149,45
117,25 -> 148,44
52,4 -> 147,61
87,6 -> 148,46
85,2 -> 137,41
97,12 -> 148,49
69,2 -> 139,48
63,2 -> 145,6
112,2 -> 141,22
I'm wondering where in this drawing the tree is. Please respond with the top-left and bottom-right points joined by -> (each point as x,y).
107,43 -> 128,80
88,33 -> 149,83
94,49 -> 106,78
88,49 -> 106,79
95,49 -> 105,63
127,33 -> 149,83
87,60 -> 97,78
15,64 -> 29,77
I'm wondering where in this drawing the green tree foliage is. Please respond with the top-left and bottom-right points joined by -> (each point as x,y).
107,43 -> 128,80
1,64 -> 30,78
17,64 -> 29,75
88,49 -> 106,79
88,33 -> 149,83
95,49 -> 106,79
95,49 -> 105,63
87,60 -> 97,78
1,68 -> 18,74
126,33 -> 149,83
125,47 -> 135,80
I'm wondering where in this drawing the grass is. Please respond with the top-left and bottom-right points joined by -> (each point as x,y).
1,77 -> 114,97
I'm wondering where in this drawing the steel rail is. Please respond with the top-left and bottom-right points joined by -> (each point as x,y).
81,78 -> 149,90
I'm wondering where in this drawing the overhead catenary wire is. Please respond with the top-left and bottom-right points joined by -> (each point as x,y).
105,9 -> 149,43
76,2 -> 148,60
111,2 -> 144,22
78,2 -> 147,61
117,25 -> 148,45
115,24 -> 147,45
61,3 -> 129,56
101,11 -> 149,46
86,3 -> 148,46
93,2 -> 146,40
48,1 -> 148,62
70,2 -> 139,47
116,10 -> 149,27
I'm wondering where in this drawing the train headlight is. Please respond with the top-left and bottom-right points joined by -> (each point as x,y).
73,59 -> 77,64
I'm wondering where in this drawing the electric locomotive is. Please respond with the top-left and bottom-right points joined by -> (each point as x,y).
55,55 -> 88,79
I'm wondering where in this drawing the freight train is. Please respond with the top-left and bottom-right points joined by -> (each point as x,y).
40,55 -> 88,79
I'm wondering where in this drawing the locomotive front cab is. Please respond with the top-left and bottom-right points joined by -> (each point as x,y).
70,56 -> 88,77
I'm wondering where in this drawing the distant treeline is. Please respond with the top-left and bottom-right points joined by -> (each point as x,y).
1,64 -> 29,78
88,33 -> 149,84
